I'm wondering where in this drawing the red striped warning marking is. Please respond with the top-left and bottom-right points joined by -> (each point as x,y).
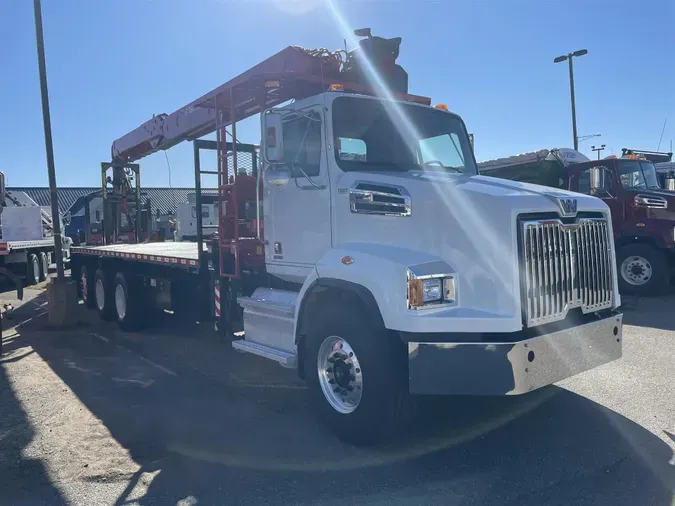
214,283 -> 221,318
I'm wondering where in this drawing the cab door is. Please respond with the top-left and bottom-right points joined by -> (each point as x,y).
262,105 -> 332,283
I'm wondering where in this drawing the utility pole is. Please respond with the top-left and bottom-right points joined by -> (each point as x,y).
554,49 -> 588,150
33,0 -> 76,327
33,0 -> 64,281
591,144 -> 606,160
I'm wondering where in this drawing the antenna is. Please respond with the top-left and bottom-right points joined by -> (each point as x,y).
656,118 -> 667,151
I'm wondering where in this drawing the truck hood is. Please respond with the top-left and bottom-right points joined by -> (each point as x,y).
367,170 -> 607,212
332,170 -> 612,331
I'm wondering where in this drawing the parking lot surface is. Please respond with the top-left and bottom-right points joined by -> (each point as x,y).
0,283 -> 673,505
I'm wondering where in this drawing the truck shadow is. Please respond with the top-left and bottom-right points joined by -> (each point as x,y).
621,293 -> 675,331
0,310 -> 69,505
19,310 -> 674,506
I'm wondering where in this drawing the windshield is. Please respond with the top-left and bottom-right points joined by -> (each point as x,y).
618,160 -> 660,190
332,96 -> 477,174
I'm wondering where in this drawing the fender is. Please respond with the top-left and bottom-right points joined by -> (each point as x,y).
295,242 -> 522,335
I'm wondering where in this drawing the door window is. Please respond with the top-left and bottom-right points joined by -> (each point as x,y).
282,113 -> 322,177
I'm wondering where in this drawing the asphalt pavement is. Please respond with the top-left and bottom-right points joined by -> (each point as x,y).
0,281 -> 673,505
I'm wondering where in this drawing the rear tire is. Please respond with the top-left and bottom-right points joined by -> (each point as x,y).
38,252 -> 48,282
79,264 -> 95,308
617,243 -> 668,295
94,268 -> 115,320
304,303 -> 412,445
113,272 -> 144,331
26,254 -> 40,286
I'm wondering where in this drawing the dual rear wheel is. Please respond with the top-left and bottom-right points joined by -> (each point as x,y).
80,265 -> 145,330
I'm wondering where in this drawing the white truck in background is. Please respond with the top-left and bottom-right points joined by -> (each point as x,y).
175,193 -> 218,242
0,172 -> 71,285
72,29 -> 623,444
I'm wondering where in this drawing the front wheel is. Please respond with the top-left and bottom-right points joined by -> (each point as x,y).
617,243 -> 668,295
304,304 -> 411,445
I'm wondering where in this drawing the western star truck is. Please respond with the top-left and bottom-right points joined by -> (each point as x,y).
479,148 -> 675,295
70,30 -> 623,444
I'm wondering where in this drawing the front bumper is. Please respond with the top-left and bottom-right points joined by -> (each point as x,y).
408,313 -> 622,395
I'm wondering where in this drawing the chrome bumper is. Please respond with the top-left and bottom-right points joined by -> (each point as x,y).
408,313 -> 623,395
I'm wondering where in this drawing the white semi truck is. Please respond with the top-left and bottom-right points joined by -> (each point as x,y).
0,173 -> 71,285
71,30 -> 623,444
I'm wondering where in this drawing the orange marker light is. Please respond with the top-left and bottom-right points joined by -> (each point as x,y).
341,256 -> 354,265
435,104 -> 449,111
329,83 -> 344,91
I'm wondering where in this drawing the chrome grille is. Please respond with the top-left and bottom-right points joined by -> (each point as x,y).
522,218 -> 613,327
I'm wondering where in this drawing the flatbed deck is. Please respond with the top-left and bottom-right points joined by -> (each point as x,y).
72,242 -> 202,269
0,239 -> 56,254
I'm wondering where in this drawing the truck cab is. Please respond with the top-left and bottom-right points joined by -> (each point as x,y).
566,156 -> 675,293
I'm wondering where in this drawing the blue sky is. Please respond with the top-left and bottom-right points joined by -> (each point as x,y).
1,0 -> 674,187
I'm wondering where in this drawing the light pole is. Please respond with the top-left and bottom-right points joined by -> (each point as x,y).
554,49 -> 588,151
33,0 -> 64,281
591,144 -> 606,160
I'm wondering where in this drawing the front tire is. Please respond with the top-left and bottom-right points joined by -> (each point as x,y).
617,243 -> 668,295
304,304 -> 411,445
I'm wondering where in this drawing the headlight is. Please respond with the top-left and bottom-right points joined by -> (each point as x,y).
407,269 -> 457,310
421,279 -> 442,302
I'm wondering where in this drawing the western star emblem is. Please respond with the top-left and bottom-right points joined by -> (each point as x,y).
558,198 -> 577,216
544,193 -> 578,217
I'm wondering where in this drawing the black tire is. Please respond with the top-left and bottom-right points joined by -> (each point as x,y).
93,268 -> 115,320
38,252 -> 48,282
26,254 -> 40,285
616,243 -> 668,295
304,303 -> 412,445
112,272 -> 144,331
79,264 -> 96,308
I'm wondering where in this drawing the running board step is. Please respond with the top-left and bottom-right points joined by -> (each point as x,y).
232,340 -> 297,368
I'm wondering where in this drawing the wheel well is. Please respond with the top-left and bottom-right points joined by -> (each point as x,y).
615,235 -> 661,252
295,279 -> 385,380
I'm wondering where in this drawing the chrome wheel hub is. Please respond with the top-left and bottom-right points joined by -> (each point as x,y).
317,336 -> 363,414
620,256 -> 652,286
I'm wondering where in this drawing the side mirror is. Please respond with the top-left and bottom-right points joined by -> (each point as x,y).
590,166 -> 609,194
263,112 -> 284,163
264,165 -> 291,188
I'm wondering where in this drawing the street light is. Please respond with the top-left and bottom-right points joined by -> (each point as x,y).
591,144 -> 606,160
554,49 -> 588,151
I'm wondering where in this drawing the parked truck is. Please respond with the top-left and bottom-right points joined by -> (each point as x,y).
479,148 -> 675,294
0,172 -> 71,286
70,30 -> 623,444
